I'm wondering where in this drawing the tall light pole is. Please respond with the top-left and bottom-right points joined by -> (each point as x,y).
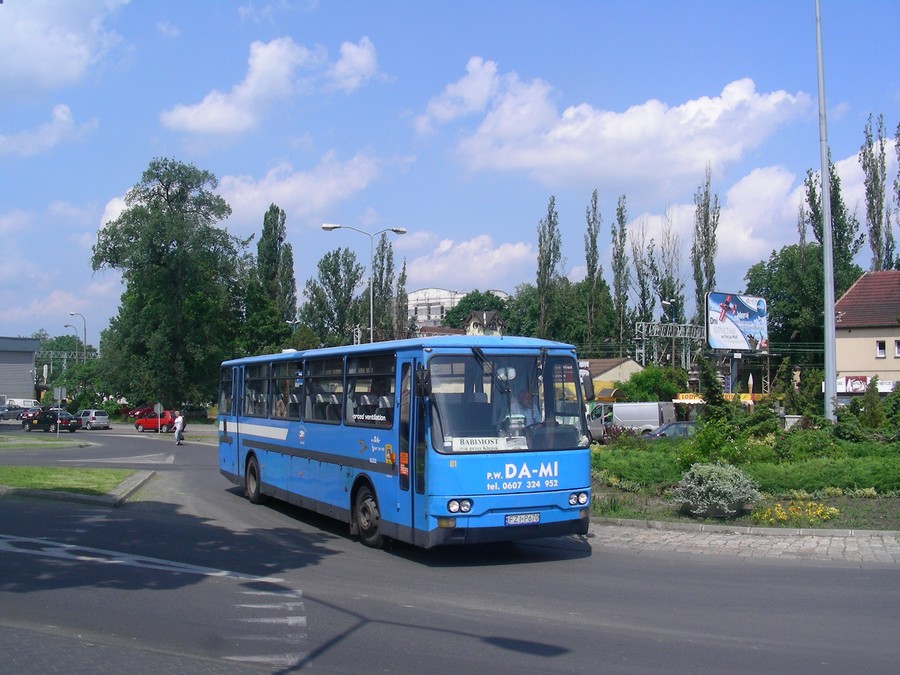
69,311 -> 86,364
322,223 -> 407,343
661,299 -> 676,368
64,323 -> 79,369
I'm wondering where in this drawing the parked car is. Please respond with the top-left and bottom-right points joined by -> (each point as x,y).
646,420 -> 697,439
75,409 -> 111,430
134,410 -> 179,433
18,406 -> 46,421
128,403 -> 157,419
1,404 -> 25,420
23,410 -> 82,433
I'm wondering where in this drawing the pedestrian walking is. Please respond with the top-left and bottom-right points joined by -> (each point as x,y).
173,410 -> 185,445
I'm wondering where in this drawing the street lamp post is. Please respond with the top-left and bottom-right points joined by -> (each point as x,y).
660,299 -> 676,368
322,223 -> 407,343
69,311 -> 86,364
64,323 -> 79,370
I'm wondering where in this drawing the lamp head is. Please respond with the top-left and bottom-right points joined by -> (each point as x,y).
321,223 -> 341,231
390,227 -> 407,235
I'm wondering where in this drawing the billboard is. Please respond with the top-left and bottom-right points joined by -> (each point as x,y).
705,292 -> 769,351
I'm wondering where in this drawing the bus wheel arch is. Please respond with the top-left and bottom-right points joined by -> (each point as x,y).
352,480 -> 383,548
245,453 -> 265,504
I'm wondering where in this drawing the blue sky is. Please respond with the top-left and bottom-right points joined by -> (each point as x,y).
1,0 -> 898,347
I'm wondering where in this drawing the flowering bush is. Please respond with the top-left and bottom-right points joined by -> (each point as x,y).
670,462 -> 760,518
751,501 -> 840,527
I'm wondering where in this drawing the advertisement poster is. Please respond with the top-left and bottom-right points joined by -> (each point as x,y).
706,292 -> 769,351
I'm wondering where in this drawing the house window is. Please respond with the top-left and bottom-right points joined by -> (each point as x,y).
895,340 -> 900,358
875,340 -> 886,359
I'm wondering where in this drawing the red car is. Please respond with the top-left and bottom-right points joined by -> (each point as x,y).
134,410 -> 179,433
128,403 -> 157,419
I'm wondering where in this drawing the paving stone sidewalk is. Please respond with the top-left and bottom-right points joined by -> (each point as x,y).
589,519 -> 900,567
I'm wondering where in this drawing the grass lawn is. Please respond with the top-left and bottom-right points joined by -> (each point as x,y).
0,466 -> 135,496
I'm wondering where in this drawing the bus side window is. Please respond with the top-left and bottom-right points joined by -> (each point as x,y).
377,395 -> 394,425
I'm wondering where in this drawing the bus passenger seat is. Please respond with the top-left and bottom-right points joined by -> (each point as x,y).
326,394 -> 342,421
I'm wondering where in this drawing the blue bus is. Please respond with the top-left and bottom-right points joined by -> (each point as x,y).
218,335 -> 595,548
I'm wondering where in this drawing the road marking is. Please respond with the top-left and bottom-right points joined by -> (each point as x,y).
60,453 -> 175,464
0,534 -> 283,582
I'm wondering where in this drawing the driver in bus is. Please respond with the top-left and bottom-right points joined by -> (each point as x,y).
511,387 -> 540,426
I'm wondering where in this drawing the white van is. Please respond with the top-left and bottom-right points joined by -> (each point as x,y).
611,401 -> 676,434
7,398 -> 40,408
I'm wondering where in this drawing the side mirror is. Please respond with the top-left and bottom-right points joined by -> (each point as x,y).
415,366 -> 431,397
581,373 -> 595,402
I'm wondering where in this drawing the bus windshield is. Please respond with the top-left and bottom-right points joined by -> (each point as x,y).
428,351 -> 589,453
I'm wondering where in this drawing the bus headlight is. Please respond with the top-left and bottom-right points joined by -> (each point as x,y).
448,498 -> 473,514
569,492 -> 589,506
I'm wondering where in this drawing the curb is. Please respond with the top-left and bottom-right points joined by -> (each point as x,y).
0,470 -> 155,507
590,516 -> 900,538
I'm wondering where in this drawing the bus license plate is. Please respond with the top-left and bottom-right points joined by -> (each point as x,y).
505,513 -> 540,526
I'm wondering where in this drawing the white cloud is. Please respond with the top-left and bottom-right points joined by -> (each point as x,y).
327,36 -> 379,92
160,37 -> 324,134
457,76 -> 811,192
406,234 -> 534,290
414,56 -> 500,134
218,151 -> 382,232
0,0 -> 128,98
0,105 -> 98,157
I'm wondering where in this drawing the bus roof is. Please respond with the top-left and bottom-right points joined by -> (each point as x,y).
221,334 -> 577,367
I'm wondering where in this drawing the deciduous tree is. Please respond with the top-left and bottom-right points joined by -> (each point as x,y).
92,157 -> 247,405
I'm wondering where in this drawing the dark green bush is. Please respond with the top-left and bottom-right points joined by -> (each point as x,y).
772,427 -> 844,463
746,456 -> 899,494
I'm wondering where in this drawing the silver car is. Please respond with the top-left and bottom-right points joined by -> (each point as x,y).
75,409 -> 111,430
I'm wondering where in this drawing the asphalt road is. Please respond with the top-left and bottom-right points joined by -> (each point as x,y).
0,422 -> 898,673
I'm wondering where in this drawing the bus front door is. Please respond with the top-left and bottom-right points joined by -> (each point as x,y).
399,360 -> 430,546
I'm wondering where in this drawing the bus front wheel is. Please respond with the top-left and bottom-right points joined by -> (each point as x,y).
246,455 -> 265,504
355,486 -> 383,548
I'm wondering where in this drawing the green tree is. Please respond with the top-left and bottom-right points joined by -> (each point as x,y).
802,155 -> 864,297
242,204 -> 296,354
610,195 -> 632,356
630,220 -> 656,323
92,157 -> 247,406
691,165 -> 719,322
536,196 -> 561,338
744,242 -> 824,358
298,247 -> 364,346
614,364 -> 686,402
442,290 -> 507,329
859,114 -> 894,271
371,232 -> 396,342
583,189 -> 603,349
503,283 -> 539,337
394,258 -> 413,339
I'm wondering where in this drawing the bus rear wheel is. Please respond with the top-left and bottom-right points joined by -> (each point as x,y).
246,455 -> 265,504
355,486 -> 383,548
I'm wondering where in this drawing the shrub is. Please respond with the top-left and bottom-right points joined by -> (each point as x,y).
772,427 -> 842,463
670,463 -> 761,518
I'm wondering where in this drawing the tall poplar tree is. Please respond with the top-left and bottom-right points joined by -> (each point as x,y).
691,166 -> 719,322
859,113 -> 894,271
610,195 -> 631,356
583,190 -> 602,349
630,220 -> 656,323
536,196 -> 561,338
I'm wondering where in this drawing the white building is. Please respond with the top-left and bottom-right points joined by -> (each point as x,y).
407,288 -> 510,329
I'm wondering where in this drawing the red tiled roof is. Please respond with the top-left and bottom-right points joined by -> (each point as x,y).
834,270 -> 900,328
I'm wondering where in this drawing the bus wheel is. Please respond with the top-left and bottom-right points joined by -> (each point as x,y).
355,486 -> 383,548
246,455 -> 265,504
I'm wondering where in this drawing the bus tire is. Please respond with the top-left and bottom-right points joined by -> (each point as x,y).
246,455 -> 265,504
354,485 -> 383,548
